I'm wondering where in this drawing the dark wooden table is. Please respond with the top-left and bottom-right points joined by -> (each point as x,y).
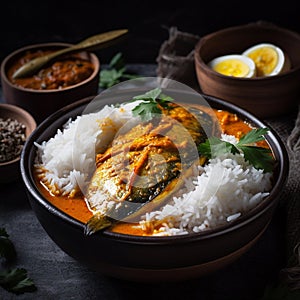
0,64 -> 291,300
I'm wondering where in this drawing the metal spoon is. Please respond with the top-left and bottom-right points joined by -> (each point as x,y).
12,29 -> 128,79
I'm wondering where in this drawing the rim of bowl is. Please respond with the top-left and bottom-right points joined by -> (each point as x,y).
20,93 -> 289,245
194,22 -> 300,82
0,155 -> 20,167
0,42 -> 100,93
0,103 -> 37,132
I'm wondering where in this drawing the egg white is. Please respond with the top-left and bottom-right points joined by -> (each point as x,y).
242,43 -> 288,76
208,54 -> 256,78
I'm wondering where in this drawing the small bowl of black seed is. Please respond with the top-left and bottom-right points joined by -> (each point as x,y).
0,103 -> 36,183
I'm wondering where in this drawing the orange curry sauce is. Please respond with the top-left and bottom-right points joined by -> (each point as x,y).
8,49 -> 94,90
35,108 -> 266,235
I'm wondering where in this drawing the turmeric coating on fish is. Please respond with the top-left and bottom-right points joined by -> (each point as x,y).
84,102 -> 219,235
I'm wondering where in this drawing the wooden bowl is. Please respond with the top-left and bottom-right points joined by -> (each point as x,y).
0,103 -> 36,183
20,89 -> 289,282
194,21 -> 300,118
1,43 -> 100,124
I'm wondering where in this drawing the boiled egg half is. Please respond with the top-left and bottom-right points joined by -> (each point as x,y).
242,43 -> 290,77
208,54 -> 256,78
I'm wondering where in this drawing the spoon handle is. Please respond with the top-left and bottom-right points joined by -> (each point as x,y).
74,29 -> 128,50
12,29 -> 128,79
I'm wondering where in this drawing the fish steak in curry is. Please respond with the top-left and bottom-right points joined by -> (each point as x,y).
84,102 -> 219,235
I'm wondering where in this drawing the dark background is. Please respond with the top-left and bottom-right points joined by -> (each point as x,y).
0,2 -> 299,299
1,0 -> 299,65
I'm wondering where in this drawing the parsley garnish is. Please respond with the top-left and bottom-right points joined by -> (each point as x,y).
0,268 -> 36,295
0,228 -> 36,295
0,228 -> 16,262
198,128 -> 274,172
99,52 -> 139,88
131,87 -> 174,121
130,89 -> 274,172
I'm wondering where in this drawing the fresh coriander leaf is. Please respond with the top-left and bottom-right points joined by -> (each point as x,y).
133,87 -> 162,102
132,101 -> 161,122
0,228 -> 9,238
0,268 -> 37,295
198,128 -> 274,172
109,52 -> 124,70
160,93 -> 174,102
0,228 -> 16,262
197,139 -> 212,158
131,88 -> 174,121
198,137 -> 239,158
157,93 -> 173,109
239,146 -> 274,172
0,229 -> 36,295
99,52 -> 140,88
237,127 -> 269,146
99,69 -> 124,88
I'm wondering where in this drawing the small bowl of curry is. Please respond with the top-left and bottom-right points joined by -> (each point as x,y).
1,43 -> 100,123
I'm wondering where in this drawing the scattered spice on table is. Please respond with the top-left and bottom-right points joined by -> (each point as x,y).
0,118 -> 26,163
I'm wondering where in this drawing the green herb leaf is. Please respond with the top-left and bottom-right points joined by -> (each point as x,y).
99,69 -> 124,88
239,145 -> 274,172
133,87 -> 162,102
0,228 -> 9,238
237,127 -> 269,146
198,136 -> 239,158
99,53 -> 140,88
0,228 -> 36,295
237,127 -> 274,172
198,128 -> 274,172
0,228 -> 16,262
131,88 -> 174,121
109,52 -> 124,70
132,101 -> 161,122
0,268 -> 37,295
159,93 -> 174,103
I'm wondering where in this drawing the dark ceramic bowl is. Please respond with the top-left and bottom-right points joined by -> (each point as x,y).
1,43 -> 100,124
20,91 -> 289,282
195,21 -> 300,118
0,103 -> 36,183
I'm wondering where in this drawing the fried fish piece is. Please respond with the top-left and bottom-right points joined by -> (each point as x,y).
84,103 -> 218,235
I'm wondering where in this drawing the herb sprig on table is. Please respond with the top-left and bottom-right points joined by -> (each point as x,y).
0,228 -> 36,295
198,128 -> 274,172
99,52 -> 139,88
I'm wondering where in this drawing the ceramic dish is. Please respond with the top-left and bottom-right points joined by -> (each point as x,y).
20,90 -> 289,282
1,43 -> 100,124
195,21 -> 300,118
0,103 -> 36,183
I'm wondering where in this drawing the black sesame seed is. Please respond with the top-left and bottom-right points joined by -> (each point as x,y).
0,118 -> 26,162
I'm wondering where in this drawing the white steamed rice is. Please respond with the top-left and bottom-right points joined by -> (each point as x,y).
34,102 -> 273,235
141,150 -> 272,236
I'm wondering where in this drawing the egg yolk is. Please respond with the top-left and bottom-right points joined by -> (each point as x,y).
246,47 -> 278,76
213,59 -> 250,77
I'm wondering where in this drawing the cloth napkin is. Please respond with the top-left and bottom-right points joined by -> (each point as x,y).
156,26 -> 200,90
280,107 -> 300,290
156,26 -> 300,290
